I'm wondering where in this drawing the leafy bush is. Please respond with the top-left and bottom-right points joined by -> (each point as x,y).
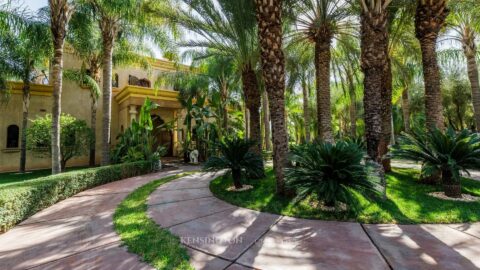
112,98 -> 166,164
26,114 -> 93,170
203,137 -> 264,189
0,161 -> 153,232
285,141 -> 379,208
390,128 -> 480,197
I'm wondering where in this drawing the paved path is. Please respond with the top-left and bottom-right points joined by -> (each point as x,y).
0,166 -> 199,270
1,168 -> 479,270
149,173 -> 480,270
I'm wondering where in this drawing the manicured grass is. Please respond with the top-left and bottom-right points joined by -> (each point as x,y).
210,168 -> 480,224
0,166 -> 87,187
113,172 -> 197,270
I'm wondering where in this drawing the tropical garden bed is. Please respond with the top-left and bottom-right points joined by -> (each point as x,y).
210,167 -> 480,224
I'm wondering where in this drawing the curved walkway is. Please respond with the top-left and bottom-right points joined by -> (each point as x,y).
1,169 -> 479,270
0,166 -> 199,270
148,173 -> 480,270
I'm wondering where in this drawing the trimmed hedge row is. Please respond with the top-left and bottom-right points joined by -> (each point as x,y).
0,161 -> 153,232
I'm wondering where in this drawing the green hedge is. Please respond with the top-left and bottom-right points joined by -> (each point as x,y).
0,161 -> 153,232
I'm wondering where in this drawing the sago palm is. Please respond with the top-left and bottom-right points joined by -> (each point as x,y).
204,137 -> 264,189
391,128 -> 480,198
286,141 -> 379,208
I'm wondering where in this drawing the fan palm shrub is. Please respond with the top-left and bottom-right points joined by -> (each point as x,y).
285,141 -> 379,208
390,128 -> 480,198
203,137 -> 264,190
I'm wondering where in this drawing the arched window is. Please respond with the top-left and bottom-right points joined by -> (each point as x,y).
112,73 -> 119,88
6,125 -> 19,148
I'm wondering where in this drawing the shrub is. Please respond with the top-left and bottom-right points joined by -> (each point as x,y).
112,98 -> 166,164
0,161 -> 153,232
285,141 -> 380,208
390,128 -> 480,198
203,137 -> 264,189
26,114 -> 93,170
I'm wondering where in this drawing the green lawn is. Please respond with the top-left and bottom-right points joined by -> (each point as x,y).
0,167 -> 87,187
113,172 -> 196,270
210,168 -> 480,224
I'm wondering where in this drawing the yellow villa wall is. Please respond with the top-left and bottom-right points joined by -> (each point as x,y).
0,52 -> 187,172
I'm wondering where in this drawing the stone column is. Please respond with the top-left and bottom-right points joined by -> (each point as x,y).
129,105 -> 138,125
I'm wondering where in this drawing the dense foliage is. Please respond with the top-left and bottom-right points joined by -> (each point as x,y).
112,98 -> 166,164
203,136 -> 264,189
390,128 -> 480,197
286,141 -> 380,208
26,114 -> 93,170
0,161 -> 153,232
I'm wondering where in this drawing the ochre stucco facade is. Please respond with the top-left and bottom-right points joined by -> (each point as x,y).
0,51 -> 187,172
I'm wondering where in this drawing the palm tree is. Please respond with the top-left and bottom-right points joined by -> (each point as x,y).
85,0 -> 172,165
262,90 -> 272,150
359,0 -> 392,162
415,0 -> 449,130
293,0 -> 354,142
0,8 -> 52,173
330,33 -> 361,137
445,0 -> 480,131
49,0 -> 74,174
66,6 -> 154,166
162,0 -> 264,156
285,42 -> 315,142
253,0 -> 289,195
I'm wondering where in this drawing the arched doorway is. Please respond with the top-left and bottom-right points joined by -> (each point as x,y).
152,115 -> 173,156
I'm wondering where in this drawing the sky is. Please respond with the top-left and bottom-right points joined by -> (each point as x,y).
17,0 -> 46,12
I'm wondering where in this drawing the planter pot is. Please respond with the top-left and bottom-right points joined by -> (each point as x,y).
443,184 -> 462,198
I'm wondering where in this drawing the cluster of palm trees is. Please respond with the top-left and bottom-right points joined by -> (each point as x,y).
163,0 -> 478,195
1,0 -> 172,174
1,0 -> 479,198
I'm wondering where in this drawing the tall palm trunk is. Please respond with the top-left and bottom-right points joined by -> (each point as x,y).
415,0 -> 449,130
346,68 -> 356,137
360,7 -> 389,161
49,0 -> 72,174
314,35 -> 333,142
402,87 -> 411,133
89,63 -> 100,167
19,82 -> 30,173
301,78 -> 310,142
462,28 -> 480,131
100,18 -> 117,165
379,59 -> 393,172
242,65 -> 262,155
262,90 -> 272,151
220,80 -> 229,131
254,0 -> 289,195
